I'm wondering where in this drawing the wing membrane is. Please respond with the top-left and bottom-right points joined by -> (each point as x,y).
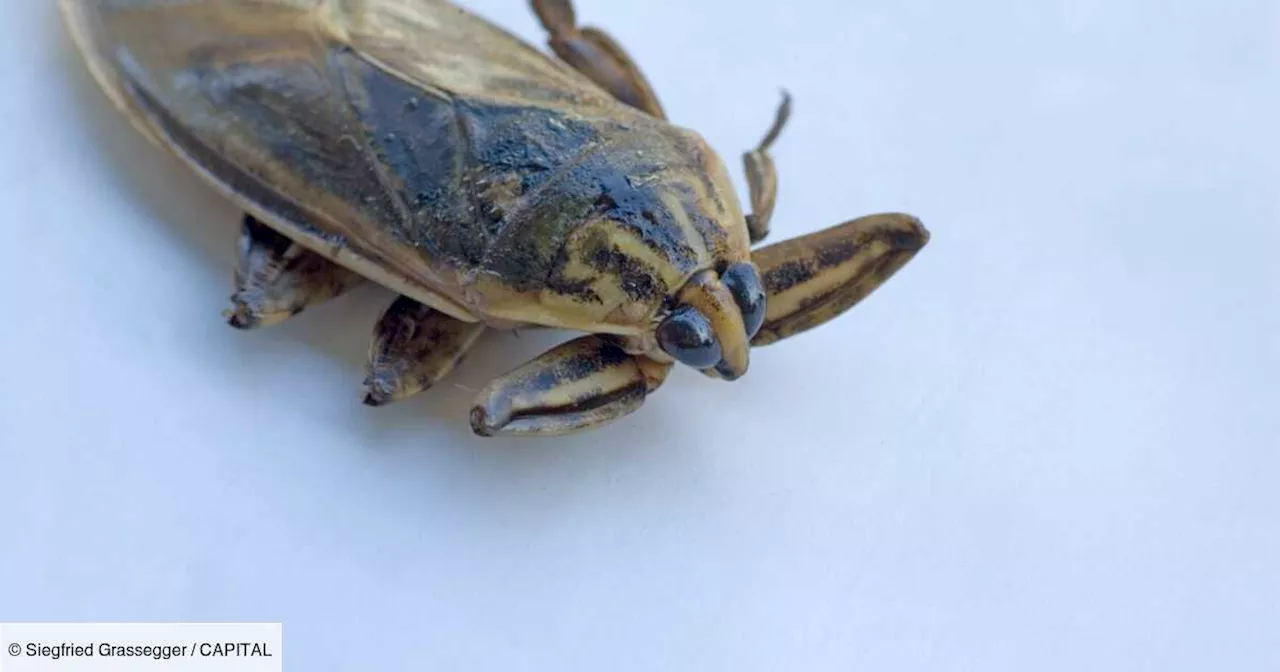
61,0 -> 622,319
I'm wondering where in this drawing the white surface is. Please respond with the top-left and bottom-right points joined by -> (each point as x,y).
1,1 -> 1276,669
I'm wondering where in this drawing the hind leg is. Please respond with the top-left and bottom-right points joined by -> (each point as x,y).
226,215 -> 364,329
531,0 -> 666,118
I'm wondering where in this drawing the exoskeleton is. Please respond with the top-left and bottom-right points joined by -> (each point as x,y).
61,0 -> 929,436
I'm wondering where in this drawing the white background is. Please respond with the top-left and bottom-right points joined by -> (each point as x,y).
1,0 -> 1276,669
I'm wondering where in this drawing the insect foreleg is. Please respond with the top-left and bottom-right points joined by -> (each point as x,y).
530,0 -> 667,119
749,213 -> 929,346
470,335 -> 673,437
226,215 -> 364,329
364,297 -> 487,407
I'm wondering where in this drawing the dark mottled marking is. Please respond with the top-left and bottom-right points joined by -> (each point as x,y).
577,223 -> 664,302
460,98 -> 604,237
509,147 -> 707,306
520,340 -> 630,405
815,240 -> 858,268
341,47 -> 614,275
594,169 -> 695,263
337,50 -> 478,261
586,245 -> 660,301
546,275 -> 603,304
791,255 -> 897,315
461,102 -> 597,187
510,340 -> 641,423
490,180 -> 600,292
763,259 -> 816,294
564,343 -> 631,379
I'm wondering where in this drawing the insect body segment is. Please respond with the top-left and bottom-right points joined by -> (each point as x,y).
62,0 -> 930,437
228,215 -> 365,329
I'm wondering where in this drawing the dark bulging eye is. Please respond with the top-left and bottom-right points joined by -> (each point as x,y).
722,263 -> 767,339
656,307 -> 722,369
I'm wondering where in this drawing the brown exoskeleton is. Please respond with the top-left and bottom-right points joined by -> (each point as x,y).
61,0 -> 930,437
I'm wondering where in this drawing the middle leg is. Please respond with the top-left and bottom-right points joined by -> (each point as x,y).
364,296 -> 487,407
744,92 -> 793,244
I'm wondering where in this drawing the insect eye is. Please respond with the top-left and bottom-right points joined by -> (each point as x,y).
722,263 -> 767,339
657,307 -> 723,369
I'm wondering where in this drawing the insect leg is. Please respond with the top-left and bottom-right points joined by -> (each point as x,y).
364,296 -> 487,407
530,0 -> 667,119
470,335 -> 673,437
226,215 -> 364,329
744,92 -> 793,244
749,213 -> 929,347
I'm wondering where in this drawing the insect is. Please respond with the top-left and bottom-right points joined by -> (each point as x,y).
61,0 -> 929,437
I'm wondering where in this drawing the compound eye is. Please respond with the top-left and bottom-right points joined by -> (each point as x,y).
722,262 -> 767,339
656,307 -> 722,369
